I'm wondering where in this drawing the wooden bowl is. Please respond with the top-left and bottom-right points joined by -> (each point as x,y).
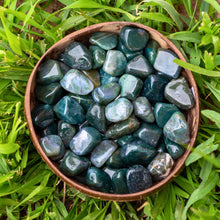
24,22 -> 200,201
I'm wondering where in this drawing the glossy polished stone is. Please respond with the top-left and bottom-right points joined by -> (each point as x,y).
103,50 -> 127,76
117,135 -> 135,147
133,97 -> 155,123
144,39 -> 160,65
119,74 -> 143,100
105,116 -> 140,139
64,42 -> 93,70
86,167 -> 111,192
106,148 -> 124,169
57,61 -> 71,75
59,151 -> 90,177
147,153 -> 174,181
103,167 -> 117,179
126,165 -> 152,193
120,139 -> 156,166
120,26 -> 149,52
91,140 -> 118,168
89,45 -> 106,69
154,49 -> 180,78
53,96 -> 85,124
105,98 -> 133,123
60,69 -> 94,95
141,75 -> 169,102
112,169 -> 129,194
58,121 -> 76,148
42,123 -> 57,137
163,111 -> 190,145
100,69 -> 119,86
82,69 -> 100,88
157,139 -> 167,153
31,104 -> 54,129
89,32 -> 118,50
164,77 -> 195,110
154,102 -> 179,128
92,82 -> 120,105
69,127 -> 101,156
37,59 -> 63,85
40,135 -> 65,161
35,82 -> 63,105
134,123 -> 162,147
126,55 -> 153,78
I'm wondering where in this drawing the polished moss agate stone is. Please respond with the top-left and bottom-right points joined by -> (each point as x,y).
117,135 -> 135,147
112,169 -> 129,194
144,39 -> 160,65
59,151 -> 90,177
164,77 -> 195,110
103,167 -> 117,179
89,45 -> 106,69
157,139 -> 167,153
60,69 -> 94,95
100,69 -> 119,85
57,61 -> 71,75
89,32 -> 118,50
69,127 -> 101,156
53,96 -> 85,125
42,123 -> 57,137
64,42 -> 93,70
163,111 -> 190,145
82,69 -> 100,88
126,165 -> 152,193
86,167 -> 111,192
106,148 -> 124,169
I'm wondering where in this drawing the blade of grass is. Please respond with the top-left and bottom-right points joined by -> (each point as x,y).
202,110 -> 220,128
168,32 -> 202,43
204,0 -> 220,13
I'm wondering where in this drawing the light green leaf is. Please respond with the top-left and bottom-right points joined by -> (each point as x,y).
204,81 -> 220,102
0,143 -> 20,154
204,51 -> 215,70
168,32 -> 202,43
115,0 -> 126,8
204,0 -> 220,13
202,110 -> 220,128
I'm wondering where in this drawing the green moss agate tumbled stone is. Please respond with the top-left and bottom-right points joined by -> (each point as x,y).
37,59 -> 63,85
89,45 -> 106,69
119,74 -> 143,100
126,55 -> 153,78
86,167 -> 111,193
147,153 -> 174,181
126,165 -> 152,193
35,82 -> 63,105
64,42 -> 93,70
31,104 -> 54,129
103,50 -> 127,76
57,60 -> 71,75
120,26 -> 149,52
90,140 -> 118,168
154,102 -> 179,128
69,127 -> 101,156
133,96 -> 155,123
100,69 -> 119,86
157,139 -> 167,153
92,82 -> 120,105
163,111 -> 190,145
86,103 -> 106,133
60,69 -> 94,95
105,98 -> 133,123
117,135 -> 135,147
82,69 -> 100,88
112,169 -> 129,194
103,167 -> 117,179
59,151 -> 90,177
53,96 -> 85,124
153,49 -> 180,79
40,135 -> 65,161
120,139 -> 157,166
106,148 -> 125,169
164,77 -> 195,110
144,39 -> 160,65
42,123 -> 57,137
89,32 -> 118,50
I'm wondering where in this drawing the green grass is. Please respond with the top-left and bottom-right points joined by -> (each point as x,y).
0,0 -> 219,219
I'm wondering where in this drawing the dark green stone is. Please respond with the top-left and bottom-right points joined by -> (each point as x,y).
103,50 -> 127,76
89,32 -> 118,50
119,74 -> 143,100
164,77 -> 195,110
106,148 -> 125,169
105,116 -> 140,139
31,104 -> 54,129
117,135 -> 135,147
126,165 -> 152,193
35,82 -> 63,105
163,111 -> 190,145
120,26 -> 149,52
42,123 -> 57,137
103,167 -> 117,179
154,49 -> 180,78
112,169 -> 129,194
134,123 -> 162,147
89,45 -> 106,69
40,135 -> 65,161
59,151 -> 90,177
126,55 -> 153,78
82,69 -> 100,88
69,127 -> 101,156
58,121 -> 76,148
86,103 -> 106,133
154,102 -> 179,128
74,170 -> 87,184
157,139 -> 167,153
64,42 -> 93,70
92,82 -> 120,105
147,153 -> 174,181
100,69 -> 119,86
120,139 -> 156,166
57,61 -> 71,75
37,59 -> 63,85
86,167 -> 111,193
53,96 -> 85,125
144,39 -> 160,65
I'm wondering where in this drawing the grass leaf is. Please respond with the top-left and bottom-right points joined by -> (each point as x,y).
168,32 -> 202,43
204,0 -> 220,13
204,81 -> 220,102
0,143 -> 20,154
202,110 -> 220,128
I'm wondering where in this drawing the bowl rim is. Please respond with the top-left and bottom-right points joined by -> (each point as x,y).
24,21 -> 200,202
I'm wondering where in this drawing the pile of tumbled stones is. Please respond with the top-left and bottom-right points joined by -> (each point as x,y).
32,26 -> 195,194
